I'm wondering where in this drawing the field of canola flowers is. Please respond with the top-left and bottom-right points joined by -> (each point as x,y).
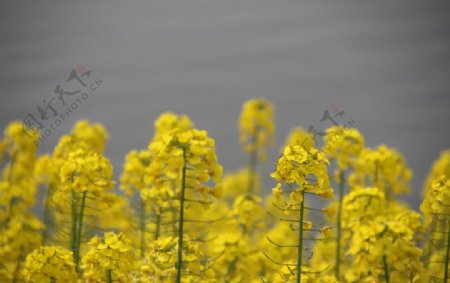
0,98 -> 449,283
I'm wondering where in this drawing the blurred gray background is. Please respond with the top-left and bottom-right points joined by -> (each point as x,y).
1,1 -> 449,209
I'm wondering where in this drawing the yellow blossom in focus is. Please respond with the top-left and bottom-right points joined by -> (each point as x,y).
59,149 -> 114,194
271,144 -> 333,201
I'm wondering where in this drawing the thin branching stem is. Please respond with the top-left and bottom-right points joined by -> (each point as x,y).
71,189 -> 78,266
383,255 -> 390,283
335,170 -> 345,280
74,191 -> 87,272
12,245 -> 23,283
106,269 -> 112,283
296,190 -> 305,283
247,127 -> 259,195
424,217 -> 437,266
139,197 -> 146,258
41,185 -> 54,245
155,213 -> 161,240
176,147 -> 187,283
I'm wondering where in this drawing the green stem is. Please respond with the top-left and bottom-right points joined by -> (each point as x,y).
296,190 -> 305,283
424,217 -> 437,266
225,256 -> 238,283
106,269 -> 112,283
383,255 -> 390,283
335,170 -> 345,280
155,213 -> 161,240
176,148 -> 188,283
247,151 -> 257,195
139,197 -> 146,258
247,128 -> 259,195
12,246 -> 23,283
71,190 -> 78,256
74,191 -> 87,272
444,219 -> 450,283
42,185 -> 53,245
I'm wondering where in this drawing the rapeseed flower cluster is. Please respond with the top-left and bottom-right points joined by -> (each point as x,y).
22,246 -> 75,282
239,97 -> 275,160
81,232 -> 136,282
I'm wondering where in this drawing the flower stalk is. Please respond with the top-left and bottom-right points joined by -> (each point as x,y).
296,190 -> 305,283
74,191 -> 87,272
335,170 -> 345,280
247,128 -> 258,195
41,185 -> 53,245
139,197 -> 146,258
106,269 -> 112,283
176,147 -> 188,283
383,255 -> 390,283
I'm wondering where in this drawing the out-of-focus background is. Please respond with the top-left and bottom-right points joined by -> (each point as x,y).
1,1 -> 449,208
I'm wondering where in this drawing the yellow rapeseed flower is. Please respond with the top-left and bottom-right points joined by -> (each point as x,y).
22,246 -> 76,282
239,98 -> 275,160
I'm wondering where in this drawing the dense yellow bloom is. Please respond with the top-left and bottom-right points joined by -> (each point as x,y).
1,122 -> 40,209
239,98 -> 275,160
420,175 -> 450,280
420,175 -> 450,216
34,154 -> 59,186
145,128 -> 223,202
153,112 -> 193,141
37,121 -> 110,193
134,117 -> 224,281
120,149 -> 151,196
0,122 -> 43,281
272,144 -> 333,201
3,121 -> 39,154
22,246 -> 76,282
422,149 -> 450,195
140,235 -> 215,282
53,120 -> 108,158
349,145 -> 413,197
50,149 -> 117,275
35,121 -> 111,243
0,214 -> 43,281
211,230 -> 266,283
342,187 -> 425,282
59,149 -> 114,194
342,187 -> 385,219
323,126 -> 364,170
81,232 -> 136,282
52,149 -> 116,231
121,113 -> 194,196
